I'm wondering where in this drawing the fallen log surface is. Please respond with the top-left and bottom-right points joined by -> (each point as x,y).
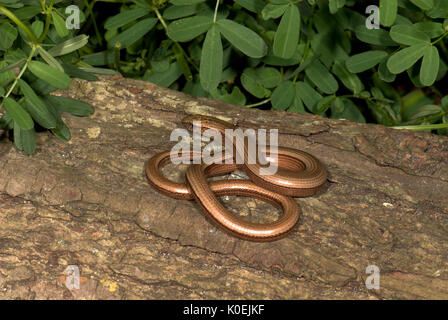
0,74 -> 447,299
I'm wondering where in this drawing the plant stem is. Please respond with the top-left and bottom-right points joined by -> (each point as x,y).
213,0 -> 220,23
246,98 -> 271,108
432,31 -> 448,45
154,8 -> 199,72
38,0 -> 55,43
0,46 -> 37,110
0,6 -> 39,45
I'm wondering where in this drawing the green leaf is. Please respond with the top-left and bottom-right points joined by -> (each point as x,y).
217,19 -> 267,58
410,0 -> 434,11
31,20 -> 43,38
329,0 -> 346,14
13,121 -> 35,154
48,35 -> 89,57
3,98 -> 34,130
52,11 -> 69,38
18,79 -> 58,129
295,81 -> 322,113
346,50 -> 388,73
28,61 -> 71,89
0,22 -> 18,50
44,96 -> 94,117
256,67 -> 281,88
332,60 -> 364,94
200,25 -> 222,92
241,68 -> 266,98
273,4 -> 300,59
144,62 -> 182,87
271,80 -> 294,110
414,22 -> 444,38
235,0 -> 264,13
305,60 -> 338,94
389,25 -> 430,45
170,0 -> 205,5
355,25 -> 397,46
104,8 -> 150,30
167,15 -> 213,42
37,46 -> 64,72
109,18 -> 157,48
378,60 -> 396,82
317,95 -> 336,114
387,43 -> 427,74
420,45 -> 439,86
331,98 -> 365,123
379,0 -> 397,27
163,4 -> 201,20
261,4 -> 288,20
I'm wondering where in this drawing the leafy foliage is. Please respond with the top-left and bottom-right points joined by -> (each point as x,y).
0,0 -> 95,154
88,0 -> 448,133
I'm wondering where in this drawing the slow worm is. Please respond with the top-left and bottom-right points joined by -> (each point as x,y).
146,115 -> 327,241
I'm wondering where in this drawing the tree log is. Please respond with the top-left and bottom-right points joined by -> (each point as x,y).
0,74 -> 447,299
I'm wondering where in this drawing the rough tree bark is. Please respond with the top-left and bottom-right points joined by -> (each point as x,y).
0,74 -> 447,299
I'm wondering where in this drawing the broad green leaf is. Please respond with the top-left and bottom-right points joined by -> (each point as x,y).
0,22 -> 17,50
305,60 -> 338,94
52,11 -> 69,38
144,62 -> 182,87
331,98 -> 365,123
378,60 -> 396,82
261,4 -> 288,20
410,0 -> 434,10
109,18 -> 157,48
420,45 -> 439,86
28,61 -> 71,89
355,25 -> 397,46
14,6 -> 41,20
317,95 -> 336,114
48,35 -> 89,57
295,81 -> 322,113
408,104 -> 441,121
332,60 -> 364,94
18,79 -> 57,129
167,15 -> 213,42
273,4 -> 300,59
241,68 -> 266,98
217,19 -> 267,58
45,96 -> 94,117
346,50 -> 388,73
271,81 -> 294,110
235,0 -> 264,13
329,0 -> 346,14
104,8 -> 150,30
62,63 -> 98,81
289,92 -> 306,114
170,0 -> 205,5
13,121 -> 35,154
387,43 -> 427,74
200,25 -> 222,92
257,67 -> 281,88
31,20 -> 43,38
163,4 -> 201,20
37,46 -> 64,72
3,98 -> 34,130
379,0 -> 397,27
414,22 -> 444,38
20,126 -> 36,155
389,25 -> 430,45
